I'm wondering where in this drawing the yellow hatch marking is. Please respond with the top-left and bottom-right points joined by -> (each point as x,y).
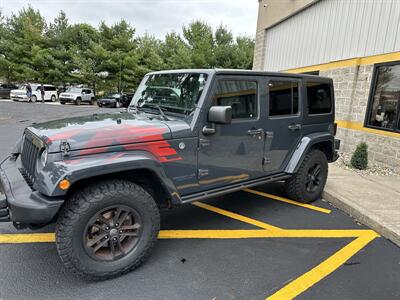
244,188 -> 331,214
0,197 -> 379,300
192,201 -> 283,233
266,231 -> 379,300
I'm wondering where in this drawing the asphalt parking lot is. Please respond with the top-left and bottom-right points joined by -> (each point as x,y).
0,100 -> 399,300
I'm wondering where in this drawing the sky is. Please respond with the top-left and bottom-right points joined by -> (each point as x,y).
0,0 -> 258,39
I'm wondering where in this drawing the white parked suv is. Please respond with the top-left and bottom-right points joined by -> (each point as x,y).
10,84 -> 58,102
59,87 -> 96,105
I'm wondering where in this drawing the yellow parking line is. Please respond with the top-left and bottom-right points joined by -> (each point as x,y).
0,233 -> 55,244
267,231 -> 378,300
0,229 -> 377,242
244,189 -> 331,214
192,201 -> 283,232
158,229 -> 377,239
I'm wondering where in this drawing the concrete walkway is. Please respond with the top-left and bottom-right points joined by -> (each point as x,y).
324,165 -> 400,246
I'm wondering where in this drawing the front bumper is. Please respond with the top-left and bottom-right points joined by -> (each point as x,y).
0,157 -> 64,227
59,97 -> 75,103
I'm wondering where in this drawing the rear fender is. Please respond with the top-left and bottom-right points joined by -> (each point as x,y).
285,132 -> 334,174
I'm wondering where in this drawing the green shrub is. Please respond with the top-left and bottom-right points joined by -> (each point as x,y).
350,142 -> 368,170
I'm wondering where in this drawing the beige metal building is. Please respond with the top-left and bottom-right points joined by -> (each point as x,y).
254,0 -> 400,172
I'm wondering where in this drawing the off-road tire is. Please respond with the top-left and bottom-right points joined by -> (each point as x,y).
55,179 -> 160,280
75,97 -> 81,105
285,149 -> 328,203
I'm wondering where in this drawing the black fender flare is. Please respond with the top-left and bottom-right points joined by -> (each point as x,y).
39,151 -> 182,204
285,132 -> 334,174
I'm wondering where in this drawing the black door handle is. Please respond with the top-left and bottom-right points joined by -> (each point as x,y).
247,128 -> 264,136
288,124 -> 301,131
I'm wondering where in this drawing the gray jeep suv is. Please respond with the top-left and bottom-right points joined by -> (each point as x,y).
0,69 -> 339,280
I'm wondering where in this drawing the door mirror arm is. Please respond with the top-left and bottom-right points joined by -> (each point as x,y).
202,123 -> 216,135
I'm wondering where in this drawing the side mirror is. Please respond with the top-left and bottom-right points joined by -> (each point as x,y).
208,106 -> 232,124
202,106 -> 232,135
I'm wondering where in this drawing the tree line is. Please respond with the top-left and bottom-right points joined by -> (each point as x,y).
0,7 -> 254,93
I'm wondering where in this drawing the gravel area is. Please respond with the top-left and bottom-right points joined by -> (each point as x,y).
334,151 -> 400,177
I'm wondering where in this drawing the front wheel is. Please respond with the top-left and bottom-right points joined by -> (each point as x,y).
56,180 -> 160,280
285,149 -> 328,203
31,95 -> 37,103
75,98 -> 81,105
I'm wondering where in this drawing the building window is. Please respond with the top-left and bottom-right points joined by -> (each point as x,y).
268,80 -> 299,116
213,80 -> 258,119
306,82 -> 332,115
366,62 -> 400,133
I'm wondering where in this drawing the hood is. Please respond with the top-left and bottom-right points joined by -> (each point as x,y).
60,92 -> 78,97
11,89 -> 26,94
27,113 -> 173,153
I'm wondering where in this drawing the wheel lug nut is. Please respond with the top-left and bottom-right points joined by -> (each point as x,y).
113,237 -> 117,241
119,230 -> 123,234
105,226 -> 110,230
115,223 -> 119,227
105,235 -> 109,239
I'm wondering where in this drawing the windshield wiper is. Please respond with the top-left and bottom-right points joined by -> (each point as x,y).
148,104 -> 170,121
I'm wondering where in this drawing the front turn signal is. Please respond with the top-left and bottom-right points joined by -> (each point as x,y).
59,179 -> 71,190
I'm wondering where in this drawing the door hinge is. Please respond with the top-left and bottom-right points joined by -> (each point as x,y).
199,138 -> 210,148
198,169 -> 209,178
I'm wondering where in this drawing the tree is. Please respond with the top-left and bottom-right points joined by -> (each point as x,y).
99,20 -> 137,92
214,25 -> 235,68
134,34 -> 165,86
46,11 -> 76,86
183,21 -> 215,68
161,32 -> 192,69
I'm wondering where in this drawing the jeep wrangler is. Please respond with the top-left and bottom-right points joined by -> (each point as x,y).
0,69 -> 339,280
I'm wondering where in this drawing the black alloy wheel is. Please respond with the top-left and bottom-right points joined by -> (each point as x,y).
84,205 -> 142,261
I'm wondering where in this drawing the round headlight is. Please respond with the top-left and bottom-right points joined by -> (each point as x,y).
40,149 -> 48,166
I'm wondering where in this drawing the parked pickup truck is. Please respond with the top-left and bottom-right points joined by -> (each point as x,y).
0,69 -> 339,280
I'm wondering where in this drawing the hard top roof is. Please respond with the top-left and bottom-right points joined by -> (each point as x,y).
147,69 -> 332,81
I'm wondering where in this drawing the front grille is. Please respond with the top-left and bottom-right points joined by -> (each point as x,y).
20,134 -> 42,186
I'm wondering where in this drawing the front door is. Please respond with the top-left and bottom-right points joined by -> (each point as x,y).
197,76 -> 265,191
263,77 -> 303,173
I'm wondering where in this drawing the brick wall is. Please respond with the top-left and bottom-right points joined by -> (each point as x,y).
320,65 -> 400,171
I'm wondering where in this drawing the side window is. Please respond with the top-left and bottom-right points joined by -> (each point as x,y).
212,80 -> 257,119
307,82 -> 332,114
269,80 -> 299,116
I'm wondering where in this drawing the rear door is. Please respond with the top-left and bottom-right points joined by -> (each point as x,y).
263,77 -> 303,173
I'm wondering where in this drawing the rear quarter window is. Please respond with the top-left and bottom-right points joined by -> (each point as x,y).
306,82 -> 332,115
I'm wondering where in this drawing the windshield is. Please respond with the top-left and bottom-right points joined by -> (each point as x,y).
130,73 -> 208,116
66,87 -> 81,93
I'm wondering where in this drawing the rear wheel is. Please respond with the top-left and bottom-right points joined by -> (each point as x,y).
285,149 -> 328,203
56,180 -> 160,280
51,95 -> 56,102
90,97 -> 95,105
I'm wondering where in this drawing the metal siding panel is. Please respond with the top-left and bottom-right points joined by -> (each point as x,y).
392,0 -> 400,51
262,0 -> 400,71
384,0 -> 399,52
